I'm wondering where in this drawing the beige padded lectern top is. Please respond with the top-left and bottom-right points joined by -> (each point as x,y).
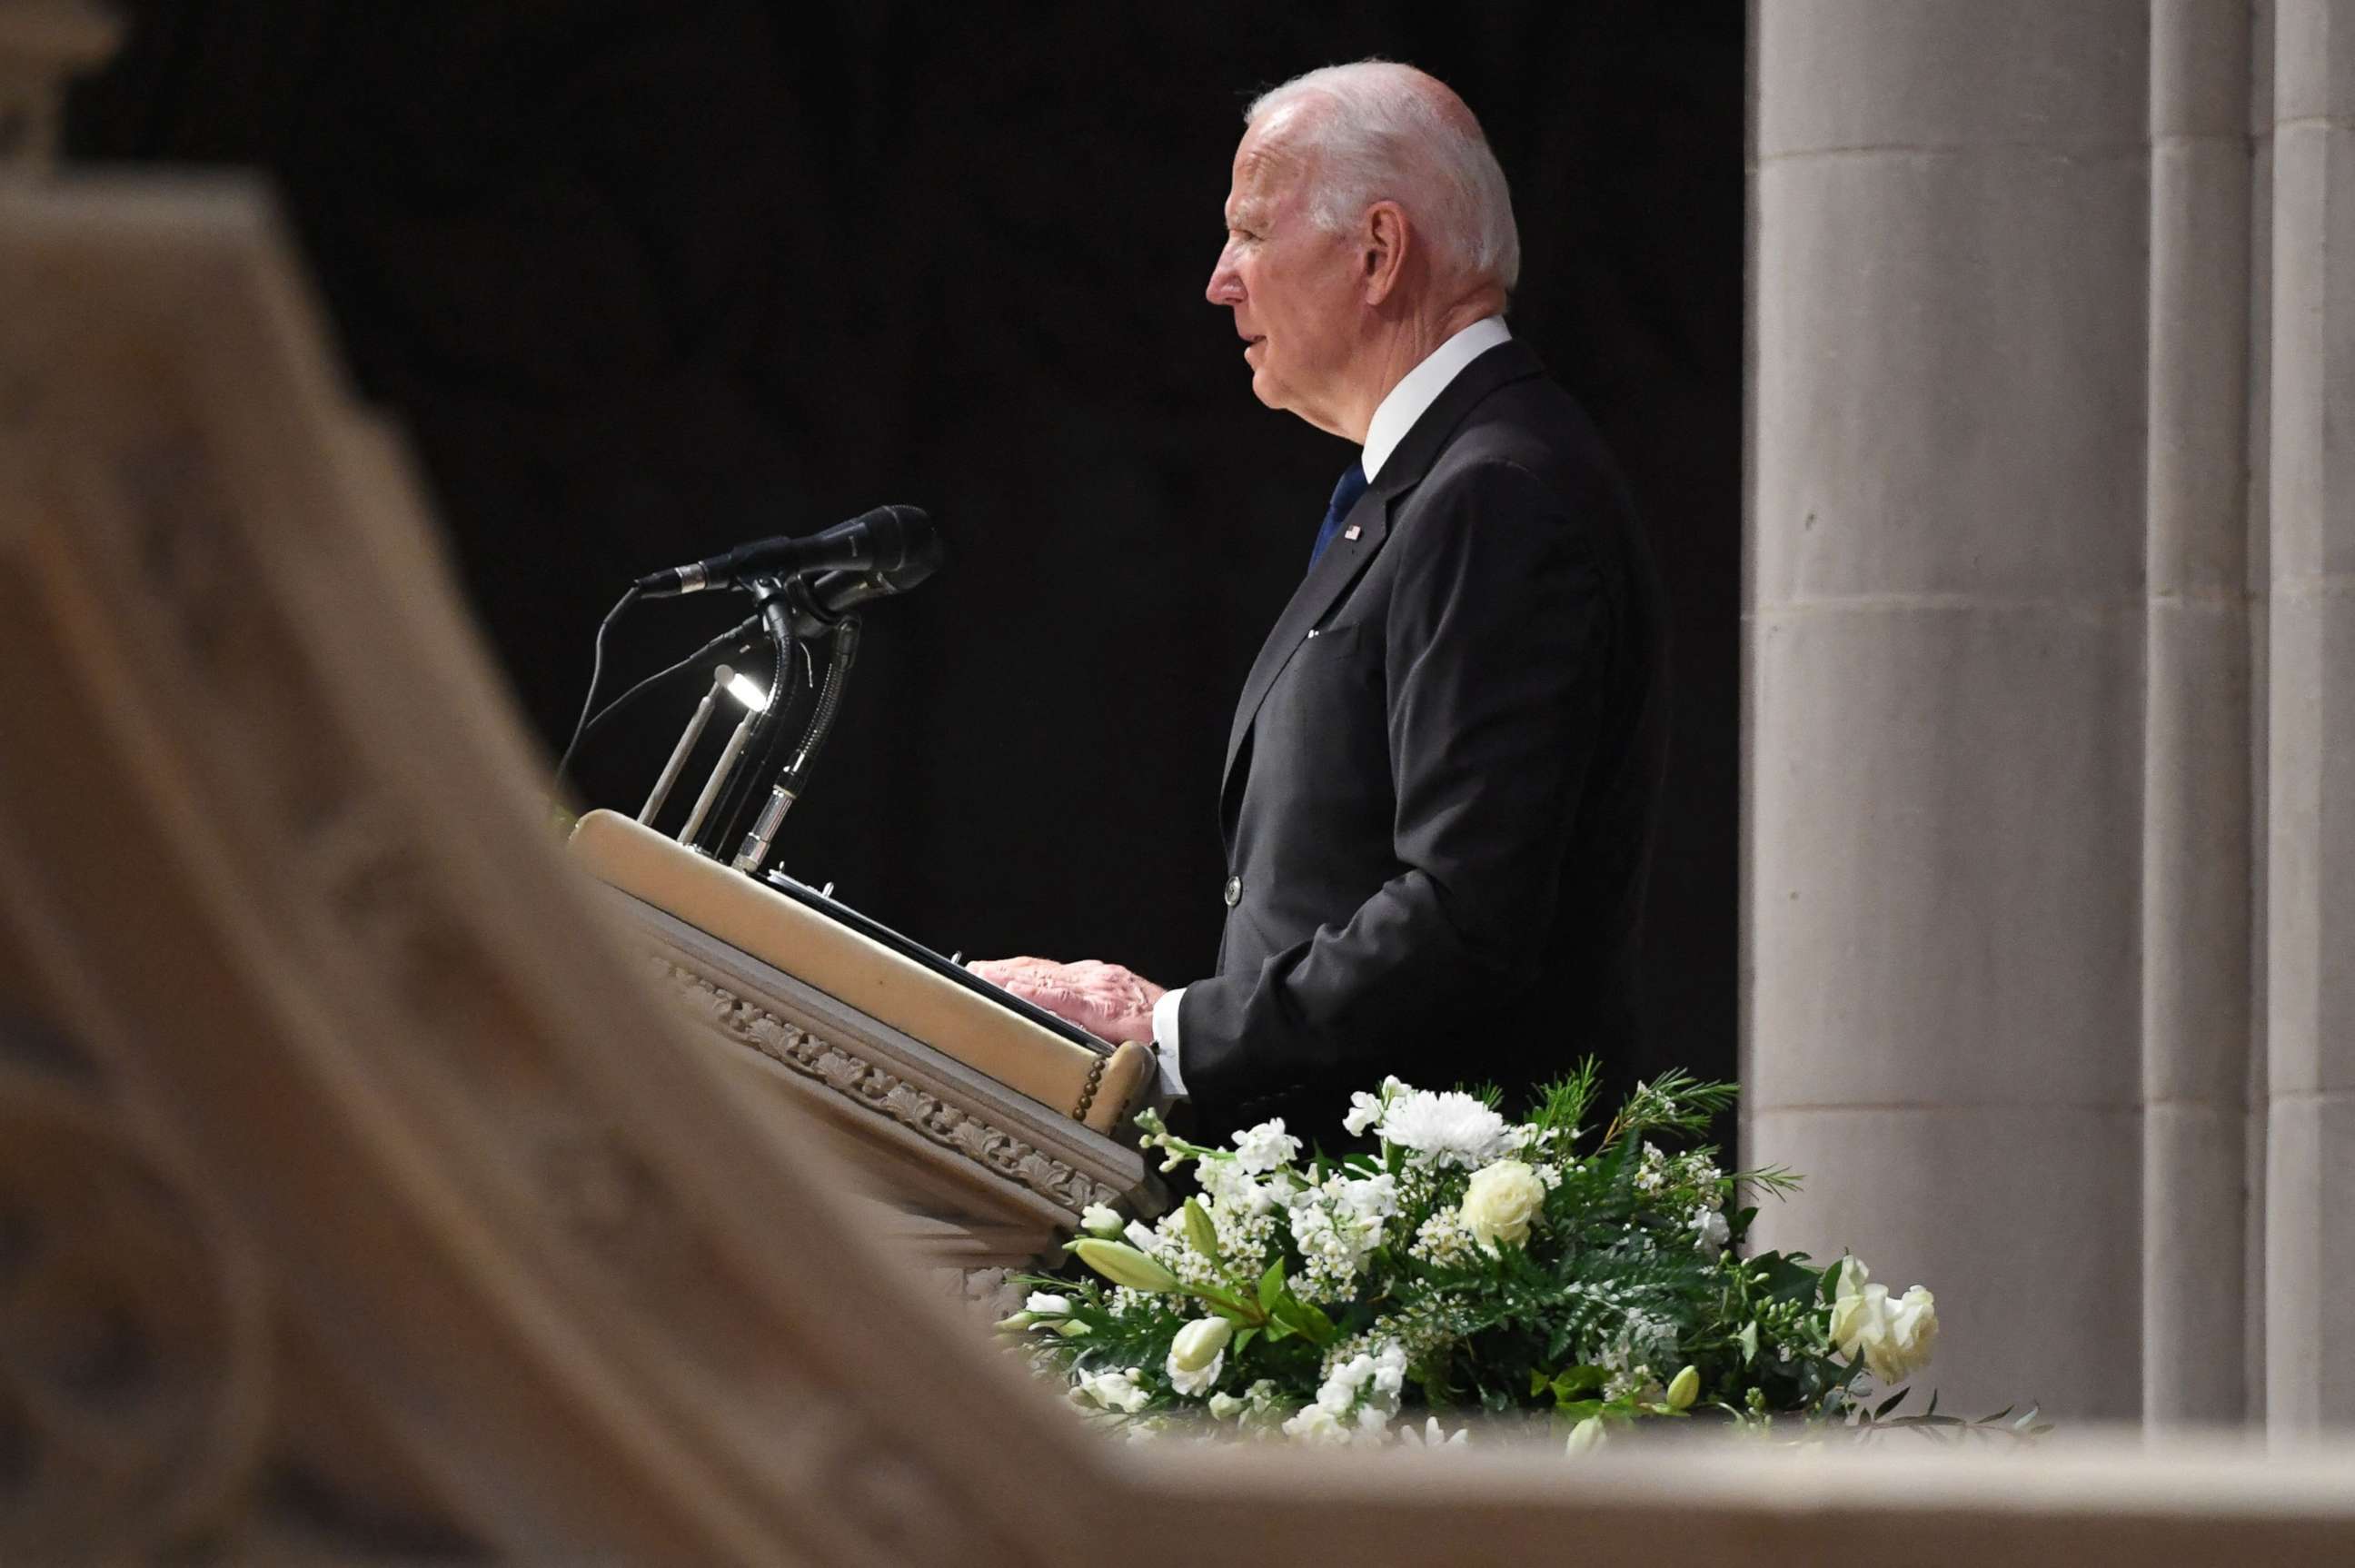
568,809 -> 1151,1135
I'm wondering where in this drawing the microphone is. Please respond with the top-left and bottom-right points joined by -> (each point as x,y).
635,504 -> 932,597
776,521 -> 947,636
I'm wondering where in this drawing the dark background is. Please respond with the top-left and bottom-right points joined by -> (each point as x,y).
67,1 -> 1741,1098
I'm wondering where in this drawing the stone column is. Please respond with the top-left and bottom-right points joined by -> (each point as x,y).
2141,0 -> 2255,1431
2263,0 -> 2355,1436
1747,2 -> 2154,1418
2242,0 -> 2276,1429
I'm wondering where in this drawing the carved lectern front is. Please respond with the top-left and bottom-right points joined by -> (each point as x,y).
566,808 -> 1161,1282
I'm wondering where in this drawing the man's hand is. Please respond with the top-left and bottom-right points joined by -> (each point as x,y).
965,956 -> 1166,1046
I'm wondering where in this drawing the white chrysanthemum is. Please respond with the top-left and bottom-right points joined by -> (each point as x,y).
1230,1118 -> 1303,1175
1376,1090 -> 1515,1170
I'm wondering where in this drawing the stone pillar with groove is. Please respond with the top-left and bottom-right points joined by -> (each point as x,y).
2142,0 -> 2256,1432
2263,0 -> 2355,1437
1747,2 -> 2156,1419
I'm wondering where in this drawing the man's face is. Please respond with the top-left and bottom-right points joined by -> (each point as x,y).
1205,114 -> 1362,430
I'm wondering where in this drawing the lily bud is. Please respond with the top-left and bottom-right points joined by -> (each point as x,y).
993,1311 -> 1036,1333
1666,1365 -> 1700,1411
1182,1197 -> 1221,1260
1565,1415 -> 1606,1455
1169,1315 -> 1235,1373
1069,1238 -> 1182,1294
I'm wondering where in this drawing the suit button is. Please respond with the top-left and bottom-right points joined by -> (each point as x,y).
1223,876 -> 1241,908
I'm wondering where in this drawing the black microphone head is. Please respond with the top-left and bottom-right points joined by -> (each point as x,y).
784,512 -> 944,634
850,503 -> 935,573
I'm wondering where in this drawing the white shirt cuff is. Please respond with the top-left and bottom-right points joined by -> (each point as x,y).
1151,987 -> 1187,1099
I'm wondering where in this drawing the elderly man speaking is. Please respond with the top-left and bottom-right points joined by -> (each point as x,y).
974,62 -> 1666,1144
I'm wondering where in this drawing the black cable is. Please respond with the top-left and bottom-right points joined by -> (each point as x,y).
579,613 -> 763,745
553,584 -> 641,797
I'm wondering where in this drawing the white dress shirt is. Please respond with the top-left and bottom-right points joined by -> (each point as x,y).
1150,315 -> 1514,1100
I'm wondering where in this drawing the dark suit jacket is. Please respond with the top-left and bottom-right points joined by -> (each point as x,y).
1176,339 -> 1667,1145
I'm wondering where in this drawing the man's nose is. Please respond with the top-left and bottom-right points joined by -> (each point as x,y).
1206,250 -> 1241,306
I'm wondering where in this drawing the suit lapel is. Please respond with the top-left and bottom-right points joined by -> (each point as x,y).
1219,488 -> 1387,788
1217,341 -> 1548,801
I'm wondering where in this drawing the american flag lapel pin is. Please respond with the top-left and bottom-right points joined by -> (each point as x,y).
1343,524 -> 1361,541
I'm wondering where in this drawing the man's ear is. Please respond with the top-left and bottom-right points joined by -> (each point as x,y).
1361,201 -> 1408,306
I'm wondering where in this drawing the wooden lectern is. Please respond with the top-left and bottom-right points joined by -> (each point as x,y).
567,808 -> 1161,1278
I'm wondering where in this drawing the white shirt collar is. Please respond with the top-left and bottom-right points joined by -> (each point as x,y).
1360,315 -> 1513,481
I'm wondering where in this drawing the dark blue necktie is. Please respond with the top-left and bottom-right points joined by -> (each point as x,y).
1308,461 -> 1369,570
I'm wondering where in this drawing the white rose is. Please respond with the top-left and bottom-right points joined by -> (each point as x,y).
1828,1256 -> 1878,1345
1080,1204 -> 1123,1238
1459,1159 -> 1546,1249
1872,1285 -> 1938,1384
1166,1316 -> 1235,1396
1024,1292 -> 1071,1317
1830,1258 -> 1937,1384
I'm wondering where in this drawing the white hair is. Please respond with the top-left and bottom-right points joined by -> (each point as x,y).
1246,61 -> 1521,294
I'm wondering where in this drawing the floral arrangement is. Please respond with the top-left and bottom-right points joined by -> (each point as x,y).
1003,1066 -> 2035,1449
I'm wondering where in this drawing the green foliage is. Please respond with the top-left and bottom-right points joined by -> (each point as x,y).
1005,1062 -> 2015,1447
